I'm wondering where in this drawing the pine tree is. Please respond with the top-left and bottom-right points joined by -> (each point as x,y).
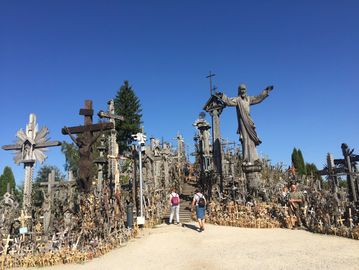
114,80 -> 142,154
0,166 -> 16,196
297,149 -> 307,175
291,148 -> 299,172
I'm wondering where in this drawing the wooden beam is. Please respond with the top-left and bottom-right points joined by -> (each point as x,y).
79,109 -> 94,116
62,122 -> 114,135
35,141 -> 62,148
2,145 -> 22,151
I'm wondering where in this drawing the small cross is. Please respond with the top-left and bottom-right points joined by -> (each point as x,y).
337,216 -> 345,226
2,235 -> 14,257
16,210 -> 31,227
318,220 -> 323,230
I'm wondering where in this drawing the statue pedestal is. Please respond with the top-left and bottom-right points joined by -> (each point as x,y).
242,162 -> 264,199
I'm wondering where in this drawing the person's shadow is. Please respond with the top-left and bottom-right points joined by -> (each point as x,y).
182,223 -> 199,232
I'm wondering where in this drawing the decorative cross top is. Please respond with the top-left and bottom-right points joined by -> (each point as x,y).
62,100 -> 113,135
16,210 -> 32,227
2,114 -> 61,164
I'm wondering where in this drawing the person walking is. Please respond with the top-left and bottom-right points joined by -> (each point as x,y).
192,189 -> 206,232
169,187 -> 180,224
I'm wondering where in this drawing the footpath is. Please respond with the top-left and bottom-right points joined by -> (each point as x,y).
36,220 -> 359,269
30,183 -> 359,270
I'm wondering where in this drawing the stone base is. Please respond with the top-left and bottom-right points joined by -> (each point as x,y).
242,163 -> 267,201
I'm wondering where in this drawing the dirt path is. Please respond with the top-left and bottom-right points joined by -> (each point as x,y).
33,222 -> 359,270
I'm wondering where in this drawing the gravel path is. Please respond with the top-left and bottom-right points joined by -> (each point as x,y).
34,222 -> 359,270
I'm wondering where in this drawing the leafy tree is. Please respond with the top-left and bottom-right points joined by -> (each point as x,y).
0,166 -> 16,197
114,80 -> 142,154
34,165 -> 66,183
61,141 -> 79,177
306,163 -> 319,178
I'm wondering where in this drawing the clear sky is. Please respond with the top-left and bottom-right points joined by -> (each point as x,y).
1,1 -> 358,184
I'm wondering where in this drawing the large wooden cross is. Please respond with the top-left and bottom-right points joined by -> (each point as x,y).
62,100 -> 114,192
62,100 -> 113,135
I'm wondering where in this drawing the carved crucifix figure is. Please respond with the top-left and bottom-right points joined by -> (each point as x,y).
62,100 -> 114,193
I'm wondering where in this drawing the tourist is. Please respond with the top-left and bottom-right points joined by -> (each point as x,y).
288,183 -> 305,229
169,187 -> 180,224
192,189 -> 206,232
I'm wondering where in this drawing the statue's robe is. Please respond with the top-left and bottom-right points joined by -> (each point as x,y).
221,90 -> 269,163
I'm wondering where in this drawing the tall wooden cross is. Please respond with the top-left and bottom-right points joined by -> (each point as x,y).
98,99 -> 124,192
62,100 -> 114,193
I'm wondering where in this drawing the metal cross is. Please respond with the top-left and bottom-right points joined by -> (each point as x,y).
206,71 -> 216,96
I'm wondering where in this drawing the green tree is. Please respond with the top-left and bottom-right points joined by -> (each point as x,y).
0,166 -> 16,196
291,148 -> 299,172
291,148 -> 307,176
34,165 -> 65,183
297,149 -> 307,175
114,80 -> 142,154
61,141 -> 79,177
306,163 -> 319,178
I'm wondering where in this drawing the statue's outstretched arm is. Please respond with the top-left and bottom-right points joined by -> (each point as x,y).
250,86 -> 274,105
218,93 -> 237,107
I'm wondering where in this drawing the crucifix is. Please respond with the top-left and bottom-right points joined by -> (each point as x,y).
62,100 -> 114,193
206,71 -> 216,96
98,99 -> 124,192
2,114 -> 61,209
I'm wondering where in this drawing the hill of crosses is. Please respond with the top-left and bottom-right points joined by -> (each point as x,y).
0,86 -> 358,269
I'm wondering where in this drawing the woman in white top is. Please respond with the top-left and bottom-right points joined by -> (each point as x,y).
169,187 -> 180,224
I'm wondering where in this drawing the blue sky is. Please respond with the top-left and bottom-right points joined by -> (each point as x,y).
1,1 -> 358,184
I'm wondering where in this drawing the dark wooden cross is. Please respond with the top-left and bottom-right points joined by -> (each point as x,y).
62,100 -> 113,135
62,100 -> 114,193
206,71 -> 216,96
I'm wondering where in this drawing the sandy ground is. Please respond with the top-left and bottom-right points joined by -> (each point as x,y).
31,222 -> 359,270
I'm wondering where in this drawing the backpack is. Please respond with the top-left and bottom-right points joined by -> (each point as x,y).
198,194 -> 206,208
171,194 -> 180,205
